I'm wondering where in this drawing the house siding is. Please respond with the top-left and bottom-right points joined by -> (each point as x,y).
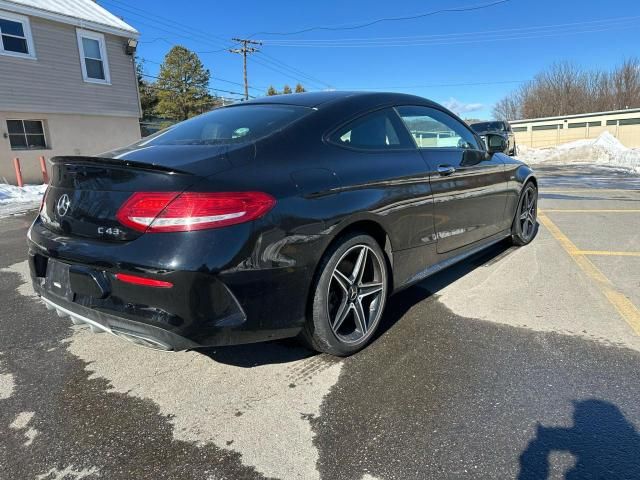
0,111 -> 140,183
0,14 -> 140,118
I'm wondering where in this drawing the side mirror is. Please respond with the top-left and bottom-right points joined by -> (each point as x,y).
486,134 -> 507,154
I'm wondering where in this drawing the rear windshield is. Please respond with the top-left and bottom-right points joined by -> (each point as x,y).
470,121 -> 506,132
141,104 -> 311,146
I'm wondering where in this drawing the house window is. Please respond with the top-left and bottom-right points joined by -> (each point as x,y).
0,11 -> 35,58
6,120 -> 47,150
76,29 -> 110,83
568,122 -> 587,129
619,118 -> 640,126
512,126 -> 527,132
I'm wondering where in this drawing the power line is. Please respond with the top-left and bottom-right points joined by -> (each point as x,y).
140,73 -> 251,98
260,24 -> 639,48
250,55 -> 326,91
252,0 -> 510,36
141,58 -> 265,92
100,0 -> 330,93
229,39 -> 262,100
338,79 -> 527,90
260,16 -> 640,48
100,0 -> 232,47
100,0 -> 239,56
257,52 -> 333,89
261,15 -> 640,44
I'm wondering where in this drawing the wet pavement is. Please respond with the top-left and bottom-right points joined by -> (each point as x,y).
1,163 -> 639,479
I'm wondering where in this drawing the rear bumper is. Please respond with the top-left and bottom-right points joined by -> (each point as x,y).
27,215 -> 323,350
31,261 -> 304,351
39,293 -> 196,351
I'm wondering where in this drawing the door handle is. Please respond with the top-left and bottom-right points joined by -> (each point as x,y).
437,165 -> 456,176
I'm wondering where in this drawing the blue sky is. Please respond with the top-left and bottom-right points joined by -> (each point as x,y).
100,0 -> 640,119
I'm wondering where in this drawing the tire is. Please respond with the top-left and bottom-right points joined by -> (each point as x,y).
301,233 -> 389,356
511,182 -> 538,246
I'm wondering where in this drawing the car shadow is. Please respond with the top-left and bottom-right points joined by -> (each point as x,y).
196,237 -> 524,368
518,399 -> 640,479
374,238 -> 518,340
196,337 -> 316,368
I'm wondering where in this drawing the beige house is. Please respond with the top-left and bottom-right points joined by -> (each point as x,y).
510,108 -> 640,149
0,0 -> 141,184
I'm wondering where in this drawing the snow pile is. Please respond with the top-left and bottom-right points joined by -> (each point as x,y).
0,183 -> 46,217
0,183 -> 46,204
516,131 -> 640,174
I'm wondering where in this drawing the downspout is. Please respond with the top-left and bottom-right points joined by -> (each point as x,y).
132,55 -> 142,120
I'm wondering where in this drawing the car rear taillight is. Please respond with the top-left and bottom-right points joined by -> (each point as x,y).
116,191 -> 276,233
115,273 -> 173,288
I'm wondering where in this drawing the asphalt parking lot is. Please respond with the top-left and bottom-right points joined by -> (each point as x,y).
1,163 -> 639,480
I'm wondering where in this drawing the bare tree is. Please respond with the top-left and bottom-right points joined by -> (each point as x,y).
493,58 -> 640,119
493,92 -> 520,120
611,58 -> 640,110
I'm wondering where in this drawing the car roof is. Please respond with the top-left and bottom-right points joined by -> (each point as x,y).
241,91 -> 439,109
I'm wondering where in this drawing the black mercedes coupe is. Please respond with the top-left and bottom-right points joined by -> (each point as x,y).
28,92 -> 537,356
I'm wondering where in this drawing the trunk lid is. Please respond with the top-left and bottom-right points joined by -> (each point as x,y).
41,145 -> 238,241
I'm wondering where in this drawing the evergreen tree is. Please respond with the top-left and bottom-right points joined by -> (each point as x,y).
267,85 -> 278,96
155,46 -> 213,120
295,83 -> 306,93
135,59 -> 158,120
282,84 -> 292,94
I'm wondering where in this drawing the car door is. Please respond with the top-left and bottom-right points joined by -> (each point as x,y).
396,105 -> 509,254
326,107 -> 436,252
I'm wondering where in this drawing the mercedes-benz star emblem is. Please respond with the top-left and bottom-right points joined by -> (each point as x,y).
56,194 -> 71,217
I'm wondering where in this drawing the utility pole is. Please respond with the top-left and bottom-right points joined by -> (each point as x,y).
229,38 -> 261,100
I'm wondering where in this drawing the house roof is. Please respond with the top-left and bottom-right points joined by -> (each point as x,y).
0,0 -> 138,37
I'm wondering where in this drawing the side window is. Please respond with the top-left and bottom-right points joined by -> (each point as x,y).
396,105 -> 479,150
329,108 -> 413,150
76,29 -> 110,84
0,12 -> 35,58
7,119 -> 48,150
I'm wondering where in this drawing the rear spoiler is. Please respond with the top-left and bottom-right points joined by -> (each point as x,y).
49,156 -> 192,175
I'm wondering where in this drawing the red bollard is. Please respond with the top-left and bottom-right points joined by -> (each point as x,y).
38,156 -> 49,184
13,158 -> 24,187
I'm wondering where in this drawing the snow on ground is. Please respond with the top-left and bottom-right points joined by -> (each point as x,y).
516,131 -> 640,174
0,183 -> 46,217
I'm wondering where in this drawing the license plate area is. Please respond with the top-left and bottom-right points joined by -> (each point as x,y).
44,259 -> 73,301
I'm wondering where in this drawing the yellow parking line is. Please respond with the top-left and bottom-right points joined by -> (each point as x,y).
538,210 -> 640,335
542,188 -> 640,194
543,209 -> 640,213
575,250 -> 640,257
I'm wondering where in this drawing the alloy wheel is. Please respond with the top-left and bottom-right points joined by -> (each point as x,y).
519,187 -> 537,241
327,244 -> 386,344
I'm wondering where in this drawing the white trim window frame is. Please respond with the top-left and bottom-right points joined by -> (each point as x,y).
0,10 -> 36,59
76,28 -> 111,84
